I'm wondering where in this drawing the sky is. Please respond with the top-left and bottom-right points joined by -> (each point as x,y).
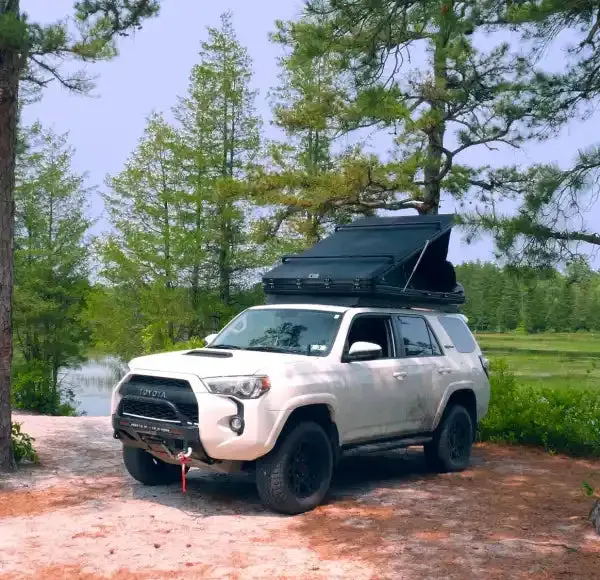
20,0 -> 600,266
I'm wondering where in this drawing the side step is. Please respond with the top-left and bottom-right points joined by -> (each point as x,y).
341,435 -> 432,456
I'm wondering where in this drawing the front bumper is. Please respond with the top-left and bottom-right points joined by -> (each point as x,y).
112,372 -> 284,463
112,413 -> 211,462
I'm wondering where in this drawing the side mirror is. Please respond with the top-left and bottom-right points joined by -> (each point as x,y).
204,333 -> 218,345
346,341 -> 382,362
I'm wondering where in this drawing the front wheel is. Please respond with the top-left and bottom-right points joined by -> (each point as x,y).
424,404 -> 473,473
122,447 -> 181,486
256,421 -> 334,515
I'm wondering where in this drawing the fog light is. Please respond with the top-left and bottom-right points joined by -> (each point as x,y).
230,416 -> 244,433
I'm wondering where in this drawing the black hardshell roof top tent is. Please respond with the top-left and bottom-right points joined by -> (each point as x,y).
261,213 -> 465,312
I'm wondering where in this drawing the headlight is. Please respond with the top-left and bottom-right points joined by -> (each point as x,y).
203,376 -> 271,399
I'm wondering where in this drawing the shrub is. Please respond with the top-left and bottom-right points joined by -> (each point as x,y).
479,359 -> 600,457
11,422 -> 38,464
12,361 -> 77,416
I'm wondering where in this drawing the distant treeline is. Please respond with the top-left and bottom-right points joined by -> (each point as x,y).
457,261 -> 600,333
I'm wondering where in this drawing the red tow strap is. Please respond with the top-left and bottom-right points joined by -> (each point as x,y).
177,448 -> 193,493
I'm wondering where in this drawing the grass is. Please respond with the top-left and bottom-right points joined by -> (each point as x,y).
476,332 -> 600,391
476,332 -> 600,457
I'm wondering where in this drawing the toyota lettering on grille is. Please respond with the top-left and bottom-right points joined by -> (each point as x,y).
139,388 -> 167,399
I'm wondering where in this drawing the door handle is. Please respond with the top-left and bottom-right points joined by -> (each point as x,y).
437,368 -> 452,375
393,371 -> 407,380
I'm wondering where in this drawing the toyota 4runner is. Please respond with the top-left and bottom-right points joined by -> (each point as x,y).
111,303 -> 490,514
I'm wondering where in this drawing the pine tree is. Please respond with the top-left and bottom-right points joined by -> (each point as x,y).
0,0 -> 160,470
255,20 -> 362,257
13,123 -> 91,413
174,12 -> 261,311
496,273 -> 521,332
101,113 -> 188,352
273,1 -> 537,215
461,1 -> 600,266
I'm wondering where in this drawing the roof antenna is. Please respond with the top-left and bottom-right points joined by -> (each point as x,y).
402,239 -> 431,292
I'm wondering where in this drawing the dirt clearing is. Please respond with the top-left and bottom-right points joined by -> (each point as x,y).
1,415 -> 599,579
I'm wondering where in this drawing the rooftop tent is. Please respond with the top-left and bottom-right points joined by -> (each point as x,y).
262,213 -> 465,310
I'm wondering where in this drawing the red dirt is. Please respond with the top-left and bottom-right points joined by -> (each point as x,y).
1,415 -> 599,579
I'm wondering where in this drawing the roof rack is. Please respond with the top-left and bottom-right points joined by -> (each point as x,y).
263,293 -> 462,313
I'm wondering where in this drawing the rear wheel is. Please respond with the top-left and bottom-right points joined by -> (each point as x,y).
122,447 -> 181,486
256,421 -> 333,515
424,404 -> 473,473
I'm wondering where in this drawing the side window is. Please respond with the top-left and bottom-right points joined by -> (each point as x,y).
345,315 -> 394,359
396,316 -> 442,357
438,316 -> 476,353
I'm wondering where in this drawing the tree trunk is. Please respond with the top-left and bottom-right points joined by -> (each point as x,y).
217,93 -> 233,306
217,212 -> 231,305
591,499 -> 600,536
190,197 -> 203,336
0,40 -> 20,471
421,1 -> 451,216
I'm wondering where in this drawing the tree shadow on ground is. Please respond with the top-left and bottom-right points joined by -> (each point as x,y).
132,447 -> 444,518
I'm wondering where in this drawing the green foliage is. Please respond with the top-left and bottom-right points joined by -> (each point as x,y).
254,19 -> 366,252
100,113 -> 188,350
83,284 -> 144,360
457,261 -> 600,333
93,14 -> 263,356
173,11 -> 262,306
273,0 -> 539,214
480,359 -> 600,457
11,359 -> 77,416
6,0 -> 161,94
12,124 -> 91,415
582,480 -> 596,498
11,422 -> 38,464
461,2 -> 600,266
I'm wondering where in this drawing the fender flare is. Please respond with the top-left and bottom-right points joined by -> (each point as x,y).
264,394 -> 339,452
432,381 -> 476,432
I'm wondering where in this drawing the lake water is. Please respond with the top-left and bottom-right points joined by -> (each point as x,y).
58,357 -> 128,416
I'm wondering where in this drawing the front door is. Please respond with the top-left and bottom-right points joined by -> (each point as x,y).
337,313 -> 402,442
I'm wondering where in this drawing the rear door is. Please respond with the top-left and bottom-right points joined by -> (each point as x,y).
391,314 -> 446,434
434,314 -> 490,419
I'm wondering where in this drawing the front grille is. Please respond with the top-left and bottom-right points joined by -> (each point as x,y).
127,374 -> 191,390
121,399 -> 178,423
178,403 -> 199,423
118,375 -> 199,426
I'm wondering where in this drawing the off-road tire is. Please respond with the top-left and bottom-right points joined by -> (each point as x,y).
256,421 -> 334,515
424,404 -> 473,473
122,447 -> 181,486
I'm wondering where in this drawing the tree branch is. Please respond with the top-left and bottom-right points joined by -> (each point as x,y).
28,56 -> 91,93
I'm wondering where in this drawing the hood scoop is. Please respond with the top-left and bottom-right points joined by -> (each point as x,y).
184,349 -> 233,358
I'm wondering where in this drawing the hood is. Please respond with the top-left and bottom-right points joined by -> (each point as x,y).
128,348 -> 308,378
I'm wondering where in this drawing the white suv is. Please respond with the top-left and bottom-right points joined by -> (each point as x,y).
111,303 -> 490,514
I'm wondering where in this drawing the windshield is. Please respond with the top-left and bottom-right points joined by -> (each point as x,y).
211,308 -> 343,356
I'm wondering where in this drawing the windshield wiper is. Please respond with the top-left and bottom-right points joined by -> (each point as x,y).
245,345 -> 294,354
207,344 -> 242,350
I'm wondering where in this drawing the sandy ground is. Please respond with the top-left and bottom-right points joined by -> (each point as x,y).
1,415 -> 599,580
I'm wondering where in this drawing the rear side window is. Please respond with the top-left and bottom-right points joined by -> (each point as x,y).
396,316 -> 442,357
438,316 -> 476,353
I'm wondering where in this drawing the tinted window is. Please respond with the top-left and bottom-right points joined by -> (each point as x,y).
346,316 -> 393,358
397,316 -> 441,357
438,316 -> 476,353
212,309 -> 342,356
